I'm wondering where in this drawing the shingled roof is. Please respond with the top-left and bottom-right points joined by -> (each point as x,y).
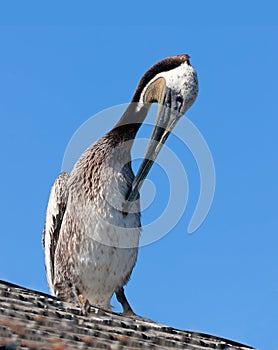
0,280 -> 255,350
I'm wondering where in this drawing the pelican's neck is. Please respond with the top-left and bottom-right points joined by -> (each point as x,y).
109,101 -> 150,143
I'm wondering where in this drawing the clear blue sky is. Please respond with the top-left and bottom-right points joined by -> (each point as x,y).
0,1 -> 277,349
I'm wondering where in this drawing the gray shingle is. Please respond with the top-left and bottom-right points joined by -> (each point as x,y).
0,280 -> 255,350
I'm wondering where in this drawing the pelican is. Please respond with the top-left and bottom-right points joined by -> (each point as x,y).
43,54 -> 198,315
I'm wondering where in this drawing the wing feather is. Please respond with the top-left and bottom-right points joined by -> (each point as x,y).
42,172 -> 69,294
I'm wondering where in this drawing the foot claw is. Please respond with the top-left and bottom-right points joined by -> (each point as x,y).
122,308 -> 136,317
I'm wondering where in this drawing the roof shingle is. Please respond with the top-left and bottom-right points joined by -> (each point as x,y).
0,280 -> 255,349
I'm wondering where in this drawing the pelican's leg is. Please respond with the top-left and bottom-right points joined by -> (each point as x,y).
116,287 -> 135,316
54,280 -> 90,316
73,284 -> 91,316
77,293 -> 91,316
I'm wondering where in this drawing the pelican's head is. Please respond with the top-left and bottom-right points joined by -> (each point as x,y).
138,54 -> 198,116
125,54 -> 199,206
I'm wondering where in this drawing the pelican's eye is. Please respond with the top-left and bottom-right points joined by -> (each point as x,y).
176,95 -> 183,112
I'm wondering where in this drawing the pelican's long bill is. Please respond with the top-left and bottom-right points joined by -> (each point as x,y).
124,87 -> 183,211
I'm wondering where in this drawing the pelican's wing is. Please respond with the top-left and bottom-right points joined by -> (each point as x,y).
42,172 -> 69,294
